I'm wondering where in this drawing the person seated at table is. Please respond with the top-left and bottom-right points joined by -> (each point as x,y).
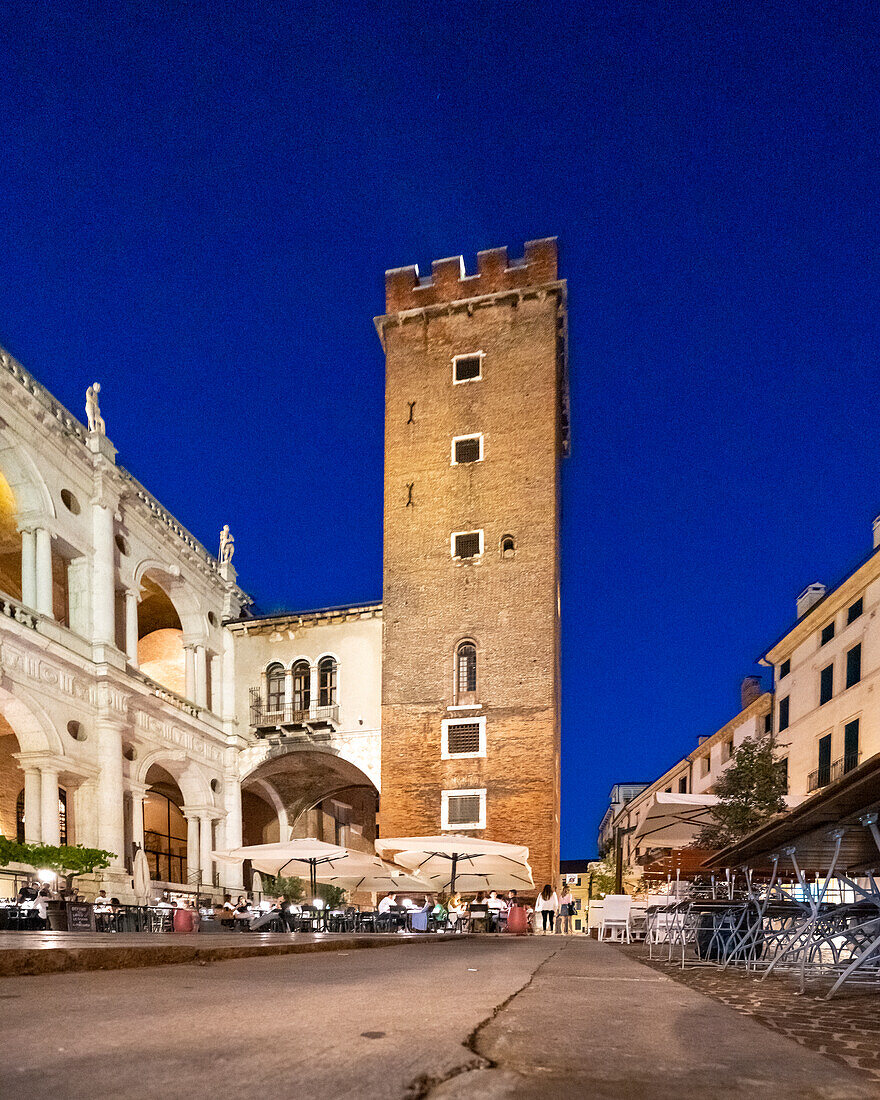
431,896 -> 448,926
468,893 -> 489,932
486,890 -> 507,931
446,894 -> 464,928
93,889 -> 111,911
377,893 -> 397,914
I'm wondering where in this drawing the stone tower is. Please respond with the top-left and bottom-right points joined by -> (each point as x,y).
375,239 -> 569,891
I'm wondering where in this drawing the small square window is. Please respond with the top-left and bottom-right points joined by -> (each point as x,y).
779,659 -> 791,679
700,756 -> 710,776
820,663 -> 833,705
442,788 -> 486,830
764,711 -> 773,734
453,354 -> 482,383
779,696 -> 790,731
452,530 -> 483,559
721,738 -> 734,763
777,757 -> 789,794
847,597 -> 863,625
442,717 -> 486,759
452,435 -> 482,464
821,622 -> 835,646
678,776 -> 688,793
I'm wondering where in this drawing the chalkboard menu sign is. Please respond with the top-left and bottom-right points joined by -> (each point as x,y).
66,903 -> 95,932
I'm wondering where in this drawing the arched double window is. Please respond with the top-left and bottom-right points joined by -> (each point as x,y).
266,663 -> 285,713
455,641 -> 477,701
293,660 -> 310,713
318,657 -> 337,707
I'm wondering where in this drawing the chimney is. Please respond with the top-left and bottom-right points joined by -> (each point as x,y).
741,675 -> 763,710
796,582 -> 827,619
873,514 -> 880,550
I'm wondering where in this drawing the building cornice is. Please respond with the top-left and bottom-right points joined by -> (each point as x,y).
687,692 -> 773,762
226,602 -> 383,635
763,547 -> 880,665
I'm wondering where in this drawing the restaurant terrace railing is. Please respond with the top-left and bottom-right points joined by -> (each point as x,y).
807,751 -> 861,793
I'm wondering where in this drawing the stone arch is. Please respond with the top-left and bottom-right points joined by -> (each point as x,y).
133,748 -> 212,808
241,743 -> 378,852
0,683 -> 63,754
0,435 -> 55,519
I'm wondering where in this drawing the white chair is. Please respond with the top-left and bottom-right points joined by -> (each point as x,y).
599,894 -> 632,943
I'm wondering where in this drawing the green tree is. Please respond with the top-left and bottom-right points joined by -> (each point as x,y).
586,852 -> 645,897
0,836 -> 114,895
259,873 -> 305,903
316,884 -> 347,909
698,734 -> 787,849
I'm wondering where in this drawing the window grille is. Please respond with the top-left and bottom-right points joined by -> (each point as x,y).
447,722 -> 481,755
456,643 -> 477,695
454,355 -> 481,382
454,532 -> 481,559
454,437 -> 481,464
447,793 -> 482,825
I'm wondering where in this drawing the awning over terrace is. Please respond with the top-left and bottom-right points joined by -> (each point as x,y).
632,792 -> 719,848
704,754 -> 880,872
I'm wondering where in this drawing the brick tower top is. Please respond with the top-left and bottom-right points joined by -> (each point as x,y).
384,237 -> 559,314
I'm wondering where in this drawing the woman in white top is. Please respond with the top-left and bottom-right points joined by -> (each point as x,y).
534,884 -> 559,934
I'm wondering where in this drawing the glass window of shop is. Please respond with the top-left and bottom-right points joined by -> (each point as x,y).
143,790 -> 188,884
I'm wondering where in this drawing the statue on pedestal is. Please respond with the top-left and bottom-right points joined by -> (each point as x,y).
219,524 -> 235,563
86,383 -> 105,435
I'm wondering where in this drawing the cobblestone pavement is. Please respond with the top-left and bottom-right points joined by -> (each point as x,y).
620,944 -> 880,1080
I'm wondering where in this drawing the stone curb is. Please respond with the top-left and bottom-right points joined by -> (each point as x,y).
0,933 -> 462,978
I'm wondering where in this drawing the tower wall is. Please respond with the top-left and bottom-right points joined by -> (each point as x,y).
377,239 -> 567,891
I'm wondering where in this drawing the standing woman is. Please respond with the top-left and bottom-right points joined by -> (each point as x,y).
535,884 -> 559,934
557,884 -> 574,934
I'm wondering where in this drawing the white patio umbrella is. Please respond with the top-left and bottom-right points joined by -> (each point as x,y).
132,848 -> 151,904
212,839 -> 353,897
317,852 -> 432,895
376,835 -> 534,894
632,792 -> 720,848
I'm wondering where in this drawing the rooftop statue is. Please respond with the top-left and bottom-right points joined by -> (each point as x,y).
219,524 -> 235,563
85,382 -> 105,435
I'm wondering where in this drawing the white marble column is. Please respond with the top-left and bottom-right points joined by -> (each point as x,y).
194,645 -> 207,708
91,503 -> 116,644
184,813 -> 200,887
129,783 -> 147,852
20,529 -> 36,609
95,721 -> 125,867
184,645 -> 196,702
39,767 -> 60,846
309,663 -> 319,718
35,527 -> 53,617
198,813 -> 214,888
22,767 -> 41,843
221,780 -> 243,890
284,668 -> 293,710
210,654 -> 222,714
125,590 -> 139,666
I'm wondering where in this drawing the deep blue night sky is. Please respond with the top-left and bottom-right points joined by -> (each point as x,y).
1,3 -> 879,858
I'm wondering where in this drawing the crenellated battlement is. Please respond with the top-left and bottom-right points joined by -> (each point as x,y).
384,237 -> 558,313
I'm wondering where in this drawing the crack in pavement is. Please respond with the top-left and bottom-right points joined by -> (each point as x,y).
403,940 -> 566,1099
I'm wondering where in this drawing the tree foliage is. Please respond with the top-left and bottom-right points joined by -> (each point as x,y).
259,873 -> 305,903
0,836 -> 114,893
698,734 -> 787,849
586,853 -> 645,897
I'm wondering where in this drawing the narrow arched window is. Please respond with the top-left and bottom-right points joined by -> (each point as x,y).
293,660 -> 310,713
501,535 -> 516,559
266,663 -> 285,712
319,657 -> 337,707
456,642 -> 477,700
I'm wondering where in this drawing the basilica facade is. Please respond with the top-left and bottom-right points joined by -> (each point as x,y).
0,239 -> 567,898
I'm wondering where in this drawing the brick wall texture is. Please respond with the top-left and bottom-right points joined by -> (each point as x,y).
379,242 -> 564,891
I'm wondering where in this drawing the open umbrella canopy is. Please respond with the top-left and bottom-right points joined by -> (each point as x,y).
317,852 -> 431,894
632,792 -> 720,848
212,839 -> 354,895
375,835 -> 534,893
